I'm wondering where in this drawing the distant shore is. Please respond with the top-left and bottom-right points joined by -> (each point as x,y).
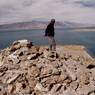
0,28 -> 95,32
72,29 -> 95,32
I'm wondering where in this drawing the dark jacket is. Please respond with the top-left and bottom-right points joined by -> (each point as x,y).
45,23 -> 55,37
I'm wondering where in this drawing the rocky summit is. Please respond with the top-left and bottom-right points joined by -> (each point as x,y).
0,40 -> 95,95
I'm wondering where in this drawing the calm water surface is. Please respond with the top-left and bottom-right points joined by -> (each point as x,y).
0,29 -> 95,57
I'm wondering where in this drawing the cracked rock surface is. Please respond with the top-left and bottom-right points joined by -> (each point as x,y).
0,40 -> 95,95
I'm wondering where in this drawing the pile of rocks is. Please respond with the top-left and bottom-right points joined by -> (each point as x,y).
0,40 -> 95,95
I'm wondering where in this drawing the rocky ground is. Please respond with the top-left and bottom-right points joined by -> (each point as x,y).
0,40 -> 95,95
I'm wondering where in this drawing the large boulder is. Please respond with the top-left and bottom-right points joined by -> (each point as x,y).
10,40 -> 33,52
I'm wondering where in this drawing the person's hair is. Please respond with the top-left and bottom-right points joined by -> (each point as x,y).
50,19 -> 55,25
51,19 -> 55,23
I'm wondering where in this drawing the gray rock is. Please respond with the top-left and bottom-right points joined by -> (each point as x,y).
91,69 -> 95,80
49,84 -> 62,94
17,47 -> 29,56
7,74 -> 20,84
52,68 -> 61,75
89,92 -> 95,95
7,53 -> 20,64
35,82 -> 48,93
77,85 -> 95,95
27,53 -> 38,60
69,81 -> 79,91
15,82 -> 22,92
63,64 -> 77,81
43,50 -> 58,60
0,55 -> 3,66
76,67 -> 91,85
62,89 -> 76,95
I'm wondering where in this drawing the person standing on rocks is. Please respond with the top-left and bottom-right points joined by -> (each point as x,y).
45,19 -> 56,51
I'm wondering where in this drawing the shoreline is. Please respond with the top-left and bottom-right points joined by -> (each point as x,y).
0,28 -> 95,32
72,29 -> 95,32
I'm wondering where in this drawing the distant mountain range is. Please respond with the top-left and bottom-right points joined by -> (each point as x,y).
0,20 -> 95,30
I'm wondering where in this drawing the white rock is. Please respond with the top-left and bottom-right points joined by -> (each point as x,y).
35,83 -> 48,92
49,84 -> 62,94
44,50 -> 49,58
63,64 -> 77,81
8,53 -> 19,64
0,61 -> 3,66
27,54 -> 37,60
62,89 -> 76,95
15,83 -> 22,92
7,74 -> 20,84
77,85 -> 95,95
0,55 -> 3,66
89,93 -> 95,95
18,40 -> 28,44
20,47 -> 28,52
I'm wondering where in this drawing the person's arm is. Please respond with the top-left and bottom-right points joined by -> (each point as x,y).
45,28 -> 47,36
45,25 -> 49,36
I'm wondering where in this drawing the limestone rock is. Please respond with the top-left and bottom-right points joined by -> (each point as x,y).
27,53 -> 39,60
7,74 -> 20,84
15,82 -> 22,92
35,83 -> 48,91
76,68 -> 91,86
63,64 -> 77,81
62,89 -> 77,95
49,84 -> 62,94
28,66 -> 40,78
30,46 -> 39,53
43,49 -> 50,58
7,84 -> 16,94
13,39 -> 33,47
0,40 -> 95,95
10,43 -> 21,52
89,92 -> 95,95
43,50 -> 58,60
52,68 -> 61,75
0,54 -> 3,66
0,60 -> 3,67
76,85 -> 95,95
58,71 -> 68,82
7,53 -> 20,64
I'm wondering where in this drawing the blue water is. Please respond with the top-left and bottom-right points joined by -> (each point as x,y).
0,29 -> 95,57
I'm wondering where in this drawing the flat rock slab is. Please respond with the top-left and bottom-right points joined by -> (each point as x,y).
56,45 -> 92,58
43,45 -> 94,62
46,45 -> 95,66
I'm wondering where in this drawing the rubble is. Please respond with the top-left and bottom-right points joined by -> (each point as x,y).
0,40 -> 95,95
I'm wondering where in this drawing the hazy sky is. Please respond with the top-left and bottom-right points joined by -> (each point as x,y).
0,0 -> 95,25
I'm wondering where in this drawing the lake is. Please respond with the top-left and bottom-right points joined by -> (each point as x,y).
0,29 -> 95,57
